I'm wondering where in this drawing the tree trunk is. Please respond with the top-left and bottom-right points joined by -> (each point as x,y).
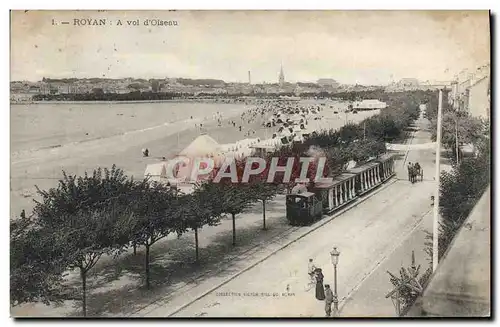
194,227 -> 199,263
262,200 -> 267,230
133,242 -> 137,255
80,267 -> 87,317
232,213 -> 236,246
145,244 -> 151,289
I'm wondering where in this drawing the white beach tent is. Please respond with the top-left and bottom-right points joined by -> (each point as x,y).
144,162 -> 168,182
293,134 -> 304,143
279,129 -> 293,138
174,133 -> 222,183
236,138 -> 260,148
220,143 -> 237,153
179,133 -> 221,157
290,114 -> 303,122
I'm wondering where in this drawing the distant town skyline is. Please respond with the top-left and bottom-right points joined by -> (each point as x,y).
11,10 -> 490,85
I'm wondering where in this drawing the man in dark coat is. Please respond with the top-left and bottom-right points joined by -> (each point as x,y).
324,284 -> 334,317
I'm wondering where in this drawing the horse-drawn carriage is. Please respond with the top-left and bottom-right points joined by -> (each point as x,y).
408,162 -> 423,183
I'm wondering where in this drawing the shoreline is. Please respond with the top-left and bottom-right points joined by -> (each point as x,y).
11,99 -> 249,105
9,96 -> 324,106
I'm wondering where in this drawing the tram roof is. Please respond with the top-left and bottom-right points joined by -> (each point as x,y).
314,173 -> 356,189
288,191 -> 316,198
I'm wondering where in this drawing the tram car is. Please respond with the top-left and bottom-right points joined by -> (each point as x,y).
313,173 -> 357,214
286,184 -> 323,226
374,153 -> 397,181
285,153 -> 397,226
348,161 -> 382,196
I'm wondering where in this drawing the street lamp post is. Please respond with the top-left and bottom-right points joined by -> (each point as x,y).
330,247 -> 340,316
433,89 -> 443,273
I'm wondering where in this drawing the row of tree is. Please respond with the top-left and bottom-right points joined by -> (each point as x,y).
425,126 -> 490,265
388,132 -> 490,316
11,91 -> 424,316
385,91 -> 490,315
11,159 -> 304,315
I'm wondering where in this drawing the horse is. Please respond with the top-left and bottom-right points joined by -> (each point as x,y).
409,166 -> 416,183
415,167 -> 423,182
413,163 -> 423,182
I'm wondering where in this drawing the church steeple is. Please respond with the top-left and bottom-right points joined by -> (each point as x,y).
279,63 -> 285,87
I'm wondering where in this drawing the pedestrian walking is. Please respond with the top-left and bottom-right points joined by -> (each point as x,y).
407,162 -> 413,182
315,268 -> 325,301
324,284 -> 334,317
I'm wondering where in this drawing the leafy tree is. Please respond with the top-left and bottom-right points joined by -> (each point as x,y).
303,129 -> 341,149
386,251 -> 431,315
10,214 -> 70,307
247,171 -> 279,230
179,186 -> 222,262
345,138 -> 386,164
200,181 -> 254,246
324,146 -> 351,176
128,180 -> 185,289
32,165 -> 136,316
364,114 -> 404,142
338,123 -> 363,145
430,112 -> 486,163
424,132 -> 490,267
61,206 -> 133,316
439,142 -> 490,225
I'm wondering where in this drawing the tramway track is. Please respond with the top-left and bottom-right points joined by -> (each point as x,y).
338,207 -> 433,313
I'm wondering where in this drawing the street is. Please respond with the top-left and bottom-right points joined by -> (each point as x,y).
340,108 -> 441,317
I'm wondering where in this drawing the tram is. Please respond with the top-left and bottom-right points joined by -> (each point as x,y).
374,153 -> 397,181
285,153 -> 397,225
286,185 -> 323,226
313,173 -> 357,214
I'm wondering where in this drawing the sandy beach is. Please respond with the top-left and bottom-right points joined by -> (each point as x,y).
10,99 -> 378,217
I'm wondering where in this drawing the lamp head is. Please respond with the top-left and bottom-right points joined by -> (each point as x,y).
330,247 -> 340,266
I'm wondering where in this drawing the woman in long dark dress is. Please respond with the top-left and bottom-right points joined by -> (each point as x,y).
315,268 -> 326,300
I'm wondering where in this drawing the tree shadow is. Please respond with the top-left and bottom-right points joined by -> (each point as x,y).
66,204 -> 293,317
242,197 -> 286,216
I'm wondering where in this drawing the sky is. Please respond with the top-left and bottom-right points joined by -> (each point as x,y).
10,10 -> 490,85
